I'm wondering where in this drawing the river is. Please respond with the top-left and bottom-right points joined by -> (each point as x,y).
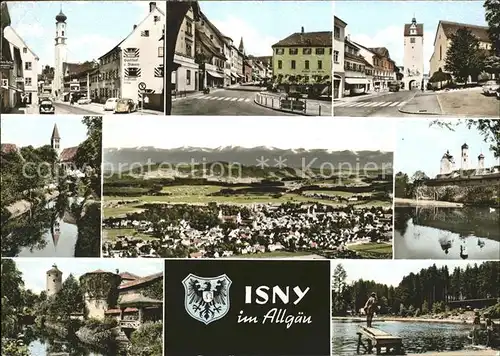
332,319 -> 472,355
2,197 -> 85,257
394,206 -> 500,259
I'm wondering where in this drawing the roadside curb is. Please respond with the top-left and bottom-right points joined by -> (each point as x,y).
253,96 -> 313,116
397,91 -> 443,115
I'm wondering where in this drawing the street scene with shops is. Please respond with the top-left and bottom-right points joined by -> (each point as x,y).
334,1 -> 499,118
1,2 -> 165,115
166,1 -> 333,116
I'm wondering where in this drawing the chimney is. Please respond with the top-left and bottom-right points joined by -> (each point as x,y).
133,24 -> 137,30
301,26 -> 304,33
149,2 -> 156,12
116,269 -> 119,274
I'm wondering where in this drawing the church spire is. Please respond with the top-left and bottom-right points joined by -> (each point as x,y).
238,37 -> 245,54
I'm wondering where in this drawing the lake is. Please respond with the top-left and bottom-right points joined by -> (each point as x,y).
2,197 -> 84,257
332,319 -> 472,355
394,206 -> 500,259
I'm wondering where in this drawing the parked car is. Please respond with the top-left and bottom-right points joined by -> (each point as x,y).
39,100 -> 55,114
388,81 -> 400,92
104,98 -> 118,111
496,87 -> 500,100
77,97 -> 91,104
114,98 -> 136,113
482,80 -> 500,95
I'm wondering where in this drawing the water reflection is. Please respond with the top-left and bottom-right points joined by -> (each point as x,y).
1,197 -> 83,257
394,206 -> 500,259
25,326 -> 108,356
332,320 -> 471,355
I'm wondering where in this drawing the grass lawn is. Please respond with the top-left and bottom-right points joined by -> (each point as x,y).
103,228 -> 154,241
231,251 -> 319,258
303,190 -> 373,197
348,242 -> 393,258
438,90 -> 500,117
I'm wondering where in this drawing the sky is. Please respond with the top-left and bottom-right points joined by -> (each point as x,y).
395,119 -> 499,178
334,0 -> 488,74
331,260 -> 488,287
10,258 -> 163,294
6,1 -> 164,73
199,1 -> 333,57
1,115 -> 88,149
103,116 -> 395,151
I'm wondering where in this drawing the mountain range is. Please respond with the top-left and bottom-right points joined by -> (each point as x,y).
103,146 -> 393,173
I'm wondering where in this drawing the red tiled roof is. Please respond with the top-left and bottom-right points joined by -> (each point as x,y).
119,272 -> 163,290
368,47 -> 391,59
105,309 -> 121,314
119,272 -> 140,280
124,307 -> 138,312
64,61 -> 96,78
60,147 -> 78,162
272,31 -> 332,47
196,29 -> 226,60
1,144 -> 18,154
87,269 -> 109,274
404,23 -> 424,37
439,21 -> 490,43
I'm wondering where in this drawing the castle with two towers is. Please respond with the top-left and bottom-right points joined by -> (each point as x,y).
438,143 -> 499,179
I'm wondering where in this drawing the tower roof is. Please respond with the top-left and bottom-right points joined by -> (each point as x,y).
56,10 -> 67,23
461,143 -> 469,149
47,264 -> 61,274
238,37 -> 245,53
478,153 -> 484,159
51,124 -> 60,140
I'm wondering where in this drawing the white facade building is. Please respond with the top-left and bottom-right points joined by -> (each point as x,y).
98,2 -> 165,103
4,26 -> 39,105
172,5 -> 198,92
333,16 -> 347,99
403,17 -> 424,90
53,10 -> 68,99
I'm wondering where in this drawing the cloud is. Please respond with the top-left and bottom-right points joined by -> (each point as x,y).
348,26 -> 435,74
212,17 -> 280,56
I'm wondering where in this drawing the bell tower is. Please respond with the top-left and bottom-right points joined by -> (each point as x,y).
461,143 -> 469,170
51,123 -> 61,156
53,7 -> 68,99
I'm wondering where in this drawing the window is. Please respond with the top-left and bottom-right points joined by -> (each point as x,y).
289,48 -> 298,55
410,29 -> 416,35
154,15 -> 160,22
25,62 -> 32,70
318,60 -> 323,70
439,45 -> 442,61
25,77 -> 32,86
315,48 -> 325,55
410,38 -> 415,44
303,48 -> 312,55
185,41 -> 192,56
305,60 -> 309,70
158,46 -> 164,57
291,60 -> 296,69
23,47 -> 27,53
278,60 -> 282,69
187,69 -> 191,85
275,48 -> 284,55
210,34 -> 214,40
141,30 -> 150,37
329,48 -> 332,55
62,31 -> 64,36
186,21 -> 193,36
334,26 -> 341,39
126,67 -> 140,77
334,50 -> 339,62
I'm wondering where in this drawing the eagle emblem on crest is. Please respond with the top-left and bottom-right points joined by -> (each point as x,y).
182,274 -> 232,325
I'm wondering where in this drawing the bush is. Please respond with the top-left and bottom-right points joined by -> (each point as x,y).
84,317 -> 118,331
130,321 -> 163,356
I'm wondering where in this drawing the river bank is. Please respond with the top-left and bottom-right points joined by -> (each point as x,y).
332,316 -> 500,325
5,191 -> 60,219
395,198 -> 463,208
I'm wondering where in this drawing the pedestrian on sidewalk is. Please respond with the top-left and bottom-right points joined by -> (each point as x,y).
472,310 -> 481,345
484,312 -> 495,347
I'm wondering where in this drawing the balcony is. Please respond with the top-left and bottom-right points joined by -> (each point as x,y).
120,320 -> 140,329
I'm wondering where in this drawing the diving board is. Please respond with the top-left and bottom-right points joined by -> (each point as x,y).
356,325 -> 403,355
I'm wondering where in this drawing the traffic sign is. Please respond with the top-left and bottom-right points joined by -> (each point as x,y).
138,82 -> 146,90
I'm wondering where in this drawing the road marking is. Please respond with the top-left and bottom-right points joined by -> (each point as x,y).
223,97 -> 232,101
245,98 -> 251,102
230,97 -> 238,101
237,98 -> 245,101
389,101 -> 400,107
354,102 -> 372,107
364,102 -> 380,107
372,102 -> 387,107
398,101 -> 406,107
380,102 -> 393,107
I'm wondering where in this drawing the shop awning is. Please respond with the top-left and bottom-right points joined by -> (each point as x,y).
207,70 -> 224,79
345,77 -> 369,85
8,85 -> 23,92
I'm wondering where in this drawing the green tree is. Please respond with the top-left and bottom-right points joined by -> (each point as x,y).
74,116 -> 102,197
49,274 -> 84,320
395,172 -> 410,198
484,0 -> 500,56
332,264 -> 348,315
445,27 -> 485,83
1,259 -> 25,338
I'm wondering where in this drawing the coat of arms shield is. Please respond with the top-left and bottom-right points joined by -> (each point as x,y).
182,274 -> 232,325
